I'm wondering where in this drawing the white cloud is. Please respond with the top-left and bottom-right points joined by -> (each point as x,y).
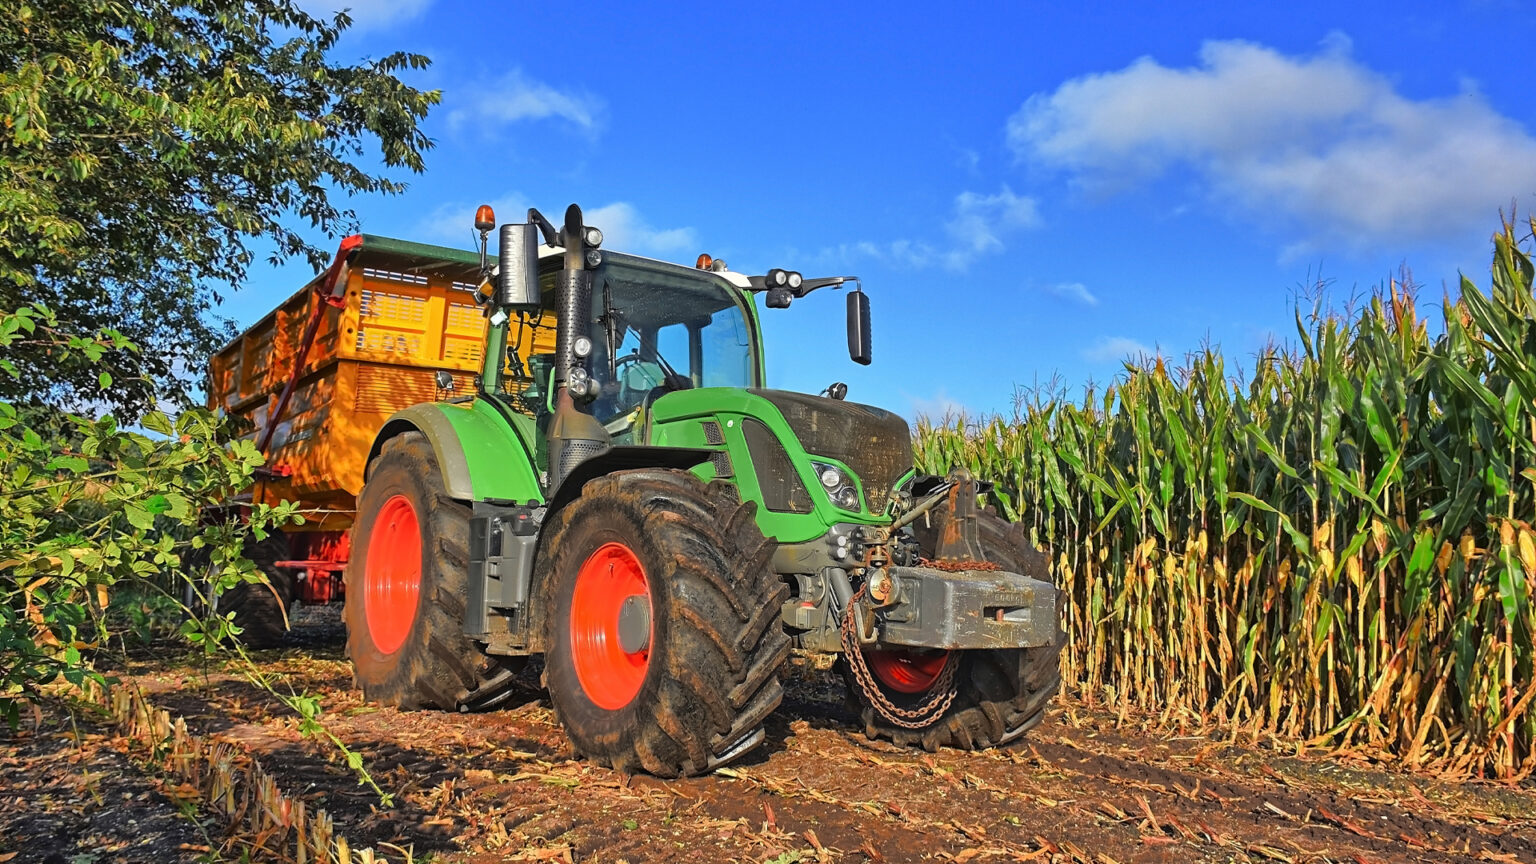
944,185 -> 1041,266
583,203 -> 697,257
301,0 -> 430,31
821,185 -> 1041,271
1084,336 -> 1154,363
411,196 -> 696,260
1008,35 -> 1536,248
1045,281 -> 1098,306
414,193 -> 530,245
448,69 -> 604,134
907,389 -> 971,423
816,239 -> 939,271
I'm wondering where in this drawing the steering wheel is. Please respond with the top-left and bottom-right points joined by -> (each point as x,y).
598,352 -> 659,411
612,351 -> 662,387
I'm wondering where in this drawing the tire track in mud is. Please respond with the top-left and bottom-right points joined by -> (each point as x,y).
128,651 -> 1536,864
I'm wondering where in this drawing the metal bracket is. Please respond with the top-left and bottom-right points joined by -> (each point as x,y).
934,467 -> 985,563
465,500 -> 540,642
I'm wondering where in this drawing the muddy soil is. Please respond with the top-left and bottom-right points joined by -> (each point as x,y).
16,608 -> 1536,863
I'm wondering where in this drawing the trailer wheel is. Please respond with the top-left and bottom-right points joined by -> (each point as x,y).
847,510 -> 1062,751
345,432 -> 521,710
180,536 -> 296,649
539,470 -> 790,776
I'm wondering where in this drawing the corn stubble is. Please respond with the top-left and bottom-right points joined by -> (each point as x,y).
917,220 -> 1536,780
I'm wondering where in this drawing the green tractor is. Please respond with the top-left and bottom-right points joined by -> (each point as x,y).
346,203 -> 1062,776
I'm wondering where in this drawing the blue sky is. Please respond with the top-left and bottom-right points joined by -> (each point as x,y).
231,0 -> 1536,420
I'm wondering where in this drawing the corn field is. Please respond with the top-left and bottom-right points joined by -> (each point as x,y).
916,220 -> 1536,779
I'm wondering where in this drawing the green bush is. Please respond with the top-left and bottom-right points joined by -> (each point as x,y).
0,302 -> 298,725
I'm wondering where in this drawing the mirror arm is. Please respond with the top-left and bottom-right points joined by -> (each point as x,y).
794,276 -> 856,298
527,208 -> 560,246
745,275 -> 860,297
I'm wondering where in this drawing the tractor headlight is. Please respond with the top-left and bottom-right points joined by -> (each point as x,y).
810,460 -> 862,512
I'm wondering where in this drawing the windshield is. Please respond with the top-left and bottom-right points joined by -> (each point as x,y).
588,256 -> 755,424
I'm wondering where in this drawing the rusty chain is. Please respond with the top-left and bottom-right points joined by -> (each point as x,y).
840,585 -> 959,729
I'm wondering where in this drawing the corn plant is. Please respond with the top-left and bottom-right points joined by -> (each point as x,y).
917,219 -> 1536,779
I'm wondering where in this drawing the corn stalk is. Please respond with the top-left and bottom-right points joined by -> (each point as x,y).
916,219 -> 1536,779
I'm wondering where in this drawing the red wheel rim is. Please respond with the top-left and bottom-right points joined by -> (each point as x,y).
570,542 -> 651,710
865,648 -> 950,694
364,494 -> 421,655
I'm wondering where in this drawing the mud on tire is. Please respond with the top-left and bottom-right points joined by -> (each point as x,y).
344,432 -> 520,710
848,509 -> 1063,751
539,469 -> 791,777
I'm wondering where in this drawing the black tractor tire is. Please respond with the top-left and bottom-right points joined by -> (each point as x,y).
181,535 -> 296,649
846,508 -> 1063,751
538,469 -> 790,777
344,432 -> 522,710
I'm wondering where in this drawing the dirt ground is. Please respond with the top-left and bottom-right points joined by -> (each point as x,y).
0,701 -> 212,863
5,610 -> 1534,864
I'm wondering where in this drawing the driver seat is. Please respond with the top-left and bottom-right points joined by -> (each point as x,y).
637,373 -> 692,438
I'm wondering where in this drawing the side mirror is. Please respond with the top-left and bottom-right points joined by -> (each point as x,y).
847,290 -> 871,366
497,223 -> 540,310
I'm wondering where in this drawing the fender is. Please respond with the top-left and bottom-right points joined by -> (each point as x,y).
546,445 -> 716,513
368,399 -> 543,503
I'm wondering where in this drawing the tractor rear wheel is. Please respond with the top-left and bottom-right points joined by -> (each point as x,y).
539,470 -> 790,776
181,535 -> 295,649
344,432 -> 521,710
846,509 -> 1062,751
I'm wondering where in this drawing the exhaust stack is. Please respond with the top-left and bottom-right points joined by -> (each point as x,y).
546,203 -> 611,489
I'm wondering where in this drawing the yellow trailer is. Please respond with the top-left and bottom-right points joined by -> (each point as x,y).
209,234 -> 554,527
206,234 -> 553,618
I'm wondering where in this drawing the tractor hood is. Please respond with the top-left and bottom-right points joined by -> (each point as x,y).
746,389 -> 912,513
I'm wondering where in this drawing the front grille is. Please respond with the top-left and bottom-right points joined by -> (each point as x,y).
710,450 -> 733,478
742,418 -> 812,513
750,389 -> 912,513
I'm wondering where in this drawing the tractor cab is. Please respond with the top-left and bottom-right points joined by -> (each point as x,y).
506,253 -> 760,447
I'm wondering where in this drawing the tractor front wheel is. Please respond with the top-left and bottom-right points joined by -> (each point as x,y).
344,432 -> 521,710
539,470 -> 790,776
846,509 -> 1062,751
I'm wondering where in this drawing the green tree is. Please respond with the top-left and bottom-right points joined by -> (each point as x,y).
0,0 -> 438,415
